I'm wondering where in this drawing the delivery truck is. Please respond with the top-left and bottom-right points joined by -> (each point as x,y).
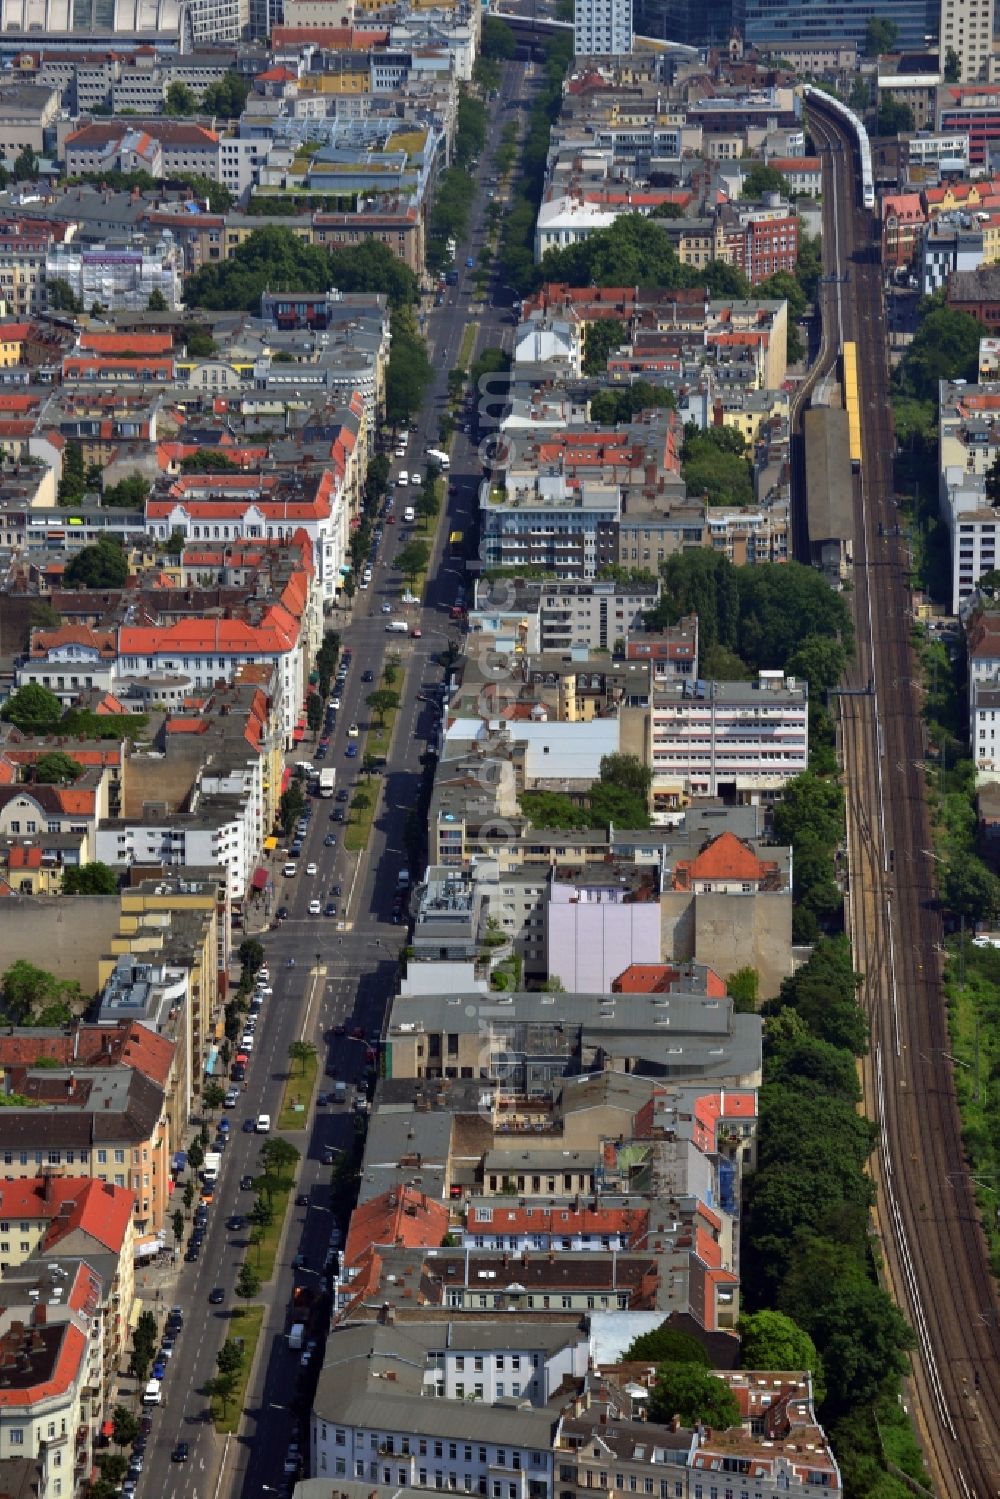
319,767 -> 336,797
201,1151 -> 222,1186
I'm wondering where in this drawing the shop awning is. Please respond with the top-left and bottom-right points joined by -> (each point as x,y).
292,726 -> 305,742
281,768 -> 291,792
263,836 -> 278,851
134,1235 -> 161,1262
101,1421 -> 114,1439
251,866 -> 269,892
204,1045 -> 219,1076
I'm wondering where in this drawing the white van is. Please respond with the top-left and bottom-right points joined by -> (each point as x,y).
403,506 -> 415,523
386,620 -> 409,633
256,1113 -> 271,1133
398,470 -> 409,487
143,1380 -> 162,1405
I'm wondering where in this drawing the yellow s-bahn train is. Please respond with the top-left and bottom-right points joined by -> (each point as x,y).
842,342 -> 863,472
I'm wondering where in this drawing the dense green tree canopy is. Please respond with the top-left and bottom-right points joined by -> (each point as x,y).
2,683 -> 62,734
898,306 -> 983,401
63,537 -> 129,589
62,862 -> 119,895
103,473 -> 151,508
623,1322 -> 710,1366
649,554 -> 852,669
30,751 -> 82,785
480,15 -> 516,57
648,1363 -> 741,1429
681,425 -> 754,507
738,1310 -> 825,1401
1,960 -> 82,1026
741,163 -> 790,199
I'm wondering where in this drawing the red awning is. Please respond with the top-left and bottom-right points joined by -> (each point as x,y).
251,867 -> 268,892
101,1421 -> 114,1438
292,727 -> 305,742
281,768 -> 292,792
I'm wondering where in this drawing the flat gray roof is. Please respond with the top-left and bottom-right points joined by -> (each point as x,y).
804,406 -> 854,546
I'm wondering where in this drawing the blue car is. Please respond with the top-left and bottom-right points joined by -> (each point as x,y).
218,1118 -> 230,1135
346,744 -> 358,758
465,256 -> 474,268
152,1360 -> 167,1380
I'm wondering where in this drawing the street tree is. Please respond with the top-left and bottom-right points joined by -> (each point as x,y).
187,1139 -> 204,1172
366,689 -> 400,729
203,1080 -> 226,1112
394,540 -> 430,584
236,1262 -> 260,1299
216,1339 -> 245,1377
288,1039 -> 317,1076
205,1371 -> 238,1417
239,938 -> 265,975
259,1136 -> 300,1185
172,1209 -> 185,1245
111,1406 -> 139,1449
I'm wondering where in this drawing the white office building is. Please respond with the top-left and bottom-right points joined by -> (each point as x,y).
573,0 -> 632,56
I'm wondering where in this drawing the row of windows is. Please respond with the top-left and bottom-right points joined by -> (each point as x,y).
0,1147 -> 149,1165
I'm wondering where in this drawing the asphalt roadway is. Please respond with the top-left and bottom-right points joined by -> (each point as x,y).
129,58 -> 533,1499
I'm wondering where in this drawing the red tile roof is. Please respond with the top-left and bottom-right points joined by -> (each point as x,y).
79,332 -> 172,357
0,1177 -> 134,1254
613,964 -> 727,996
343,1186 -> 449,1269
43,1178 -> 135,1254
672,831 -> 776,889
0,1322 -> 87,1408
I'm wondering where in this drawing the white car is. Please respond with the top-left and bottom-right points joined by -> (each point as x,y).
256,1113 -> 271,1133
283,861 -> 297,877
240,1034 -> 255,1052
224,1088 -> 240,1108
348,722 -> 360,738
381,603 -> 392,614
309,899 -> 322,915
330,696 -> 341,710
398,470 -> 409,487
306,862 -> 317,876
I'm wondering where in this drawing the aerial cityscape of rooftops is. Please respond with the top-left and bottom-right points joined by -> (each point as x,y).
0,0 -> 999,1495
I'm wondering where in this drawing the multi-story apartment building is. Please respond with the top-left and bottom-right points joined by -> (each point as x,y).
938,379 -> 1000,609
45,238 -> 183,313
719,202 -> 799,285
0,217 -> 75,317
0,1260 -> 106,1491
573,0 -> 633,55
0,1065 -> 168,1232
144,468 -> 348,609
311,1321 -> 565,1493
647,672 -> 809,804
64,120 -> 222,183
468,579 -> 663,656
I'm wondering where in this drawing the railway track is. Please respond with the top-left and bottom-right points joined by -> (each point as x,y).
808,99 -> 1000,1499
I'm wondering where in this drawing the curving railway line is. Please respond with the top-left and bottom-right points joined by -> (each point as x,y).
806,96 -> 1000,1499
